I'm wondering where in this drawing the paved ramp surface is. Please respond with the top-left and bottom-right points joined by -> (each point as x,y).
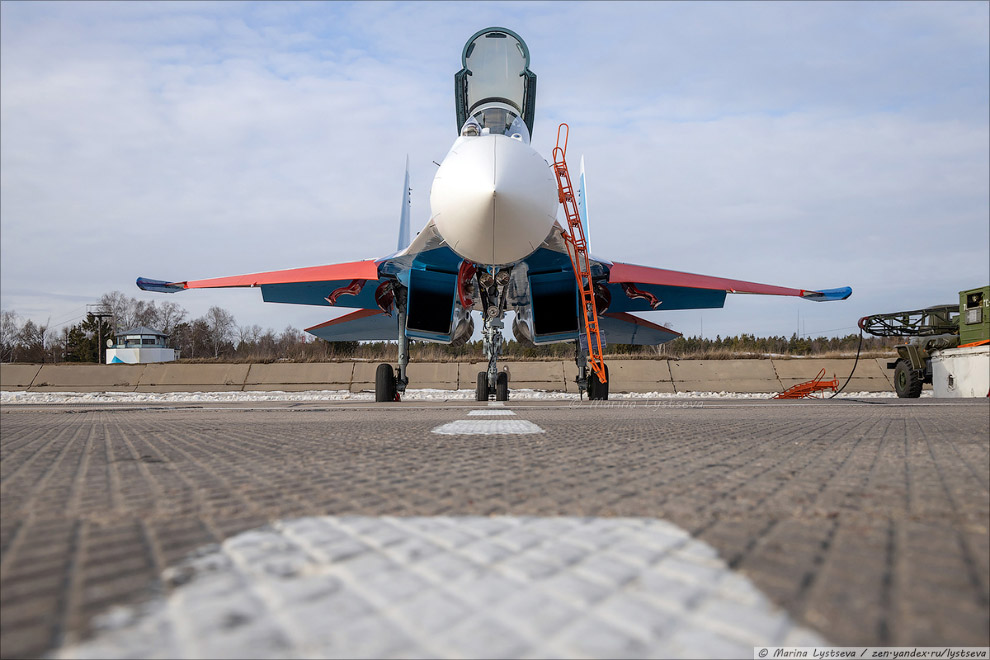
1,399 -> 987,657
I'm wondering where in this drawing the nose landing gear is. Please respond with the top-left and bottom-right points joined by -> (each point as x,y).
476,267 -> 512,402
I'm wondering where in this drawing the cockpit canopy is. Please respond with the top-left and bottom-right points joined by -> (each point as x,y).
455,27 -> 537,140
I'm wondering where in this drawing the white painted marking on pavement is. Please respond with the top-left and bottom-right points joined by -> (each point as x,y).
432,419 -> 543,434
468,409 -> 516,416
54,516 -> 828,659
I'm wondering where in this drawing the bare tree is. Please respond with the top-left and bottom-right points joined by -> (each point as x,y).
156,301 -> 187,336
1,309 -> 20,362
205,306 -> 236,358
237,324 -> 262,347
132,300 -> 158,328
17,319 -> 50,363
98,291 -> 132,332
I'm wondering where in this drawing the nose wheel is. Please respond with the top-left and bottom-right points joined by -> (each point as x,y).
477,370 -> 509,401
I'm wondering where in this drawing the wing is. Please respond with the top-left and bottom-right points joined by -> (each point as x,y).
599,312 -> 681,345
137,260 -> 387,310
602,261 -> 851,313
305,309 -> 399,342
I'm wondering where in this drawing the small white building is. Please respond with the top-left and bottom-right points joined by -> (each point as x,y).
106,326 -> 176,364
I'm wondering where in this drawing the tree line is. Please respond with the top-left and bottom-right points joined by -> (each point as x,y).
1,291 -> 897,364
0,292 -> 329,364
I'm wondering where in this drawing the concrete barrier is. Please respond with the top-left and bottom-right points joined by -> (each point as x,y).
136,364 -> 251,392
496,361 -> 568,391
1,358 -> 898,395
772,358 -> 889,393
606,361 -> 675,393
30,364 -> 147,392
670,359 -> 781,393
244,363 -> 353,392
0,364 -> 42,390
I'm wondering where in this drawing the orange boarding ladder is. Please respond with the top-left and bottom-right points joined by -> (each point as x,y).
553,123 -> 606,385
773,368 -> 839,399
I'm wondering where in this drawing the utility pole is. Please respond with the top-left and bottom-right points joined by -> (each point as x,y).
86,305 -> 114,364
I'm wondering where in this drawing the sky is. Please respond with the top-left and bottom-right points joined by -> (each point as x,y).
2,1 -> 988,342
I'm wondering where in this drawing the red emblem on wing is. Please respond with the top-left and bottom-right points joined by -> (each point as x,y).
620,282 -> 662,309
325,279 -> 366,305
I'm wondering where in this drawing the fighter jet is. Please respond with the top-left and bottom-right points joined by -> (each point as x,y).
138,27 -> 851,402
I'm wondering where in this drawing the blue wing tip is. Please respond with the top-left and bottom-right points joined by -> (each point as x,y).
804,286 -> 852,302
137,277 -> 183,293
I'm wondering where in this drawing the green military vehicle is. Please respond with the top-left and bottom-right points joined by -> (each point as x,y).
859,285 -> 989,398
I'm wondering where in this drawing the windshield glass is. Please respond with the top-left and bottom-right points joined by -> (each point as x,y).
470,104 -> 530,141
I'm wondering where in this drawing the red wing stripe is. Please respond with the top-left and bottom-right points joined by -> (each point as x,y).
180,260 -> 380,290
608,262 -> 807,298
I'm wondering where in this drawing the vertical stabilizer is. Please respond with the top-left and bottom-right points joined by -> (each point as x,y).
577,155 -> 591,251
397,156 -> 412,251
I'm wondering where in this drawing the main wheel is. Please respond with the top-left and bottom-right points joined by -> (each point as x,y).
588,363 -> 609,401
476,371 -> 489,401
496,371 -> 509,401
375,363 -> 396,402
893,359 -> 922,398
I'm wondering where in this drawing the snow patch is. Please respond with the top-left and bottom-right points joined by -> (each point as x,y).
0,388 -> 928,404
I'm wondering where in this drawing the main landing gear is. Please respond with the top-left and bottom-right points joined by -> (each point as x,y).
375,286 -> 409,403
574,342 -> 609,400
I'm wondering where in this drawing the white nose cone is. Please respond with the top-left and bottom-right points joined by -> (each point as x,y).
430,134 -> 558,265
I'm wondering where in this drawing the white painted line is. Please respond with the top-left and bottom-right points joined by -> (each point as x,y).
468,409 -> 516,416
432,420 -> 544,435
488,401 -> 507,407
54,516 -> 828,659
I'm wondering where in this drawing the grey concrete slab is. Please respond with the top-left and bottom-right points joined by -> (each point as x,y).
773,358 -> 890,393
669,359 -> 780,392
244,362 -> 354,388
1,398 -> 987,658
30,364 -> 146,392
607,360 -> 675,393
874,357 -> 896,387
0,364 -> 41,390
135,364 -> 250,390
405,362 -> 459,390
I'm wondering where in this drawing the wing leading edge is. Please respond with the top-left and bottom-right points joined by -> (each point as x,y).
137,260 -> 386,311
602,261 -> 850,313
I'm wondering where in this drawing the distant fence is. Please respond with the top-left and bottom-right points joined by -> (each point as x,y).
1,359 -> 898,394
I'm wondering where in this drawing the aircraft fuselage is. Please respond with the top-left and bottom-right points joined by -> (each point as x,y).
430,132 -> 558,266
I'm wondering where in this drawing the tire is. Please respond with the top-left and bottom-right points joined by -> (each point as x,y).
476,371 -> 489,401
893,359 -> 922,398
375,363 -> 396,402
496,371 -> 509,401
588,363 -> 609,400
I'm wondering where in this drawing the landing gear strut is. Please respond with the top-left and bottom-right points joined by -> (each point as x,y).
375,285 -> 409,402
476,267 -> 511,401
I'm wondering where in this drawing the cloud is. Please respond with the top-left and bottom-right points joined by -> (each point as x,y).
1,1 -> 987,341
